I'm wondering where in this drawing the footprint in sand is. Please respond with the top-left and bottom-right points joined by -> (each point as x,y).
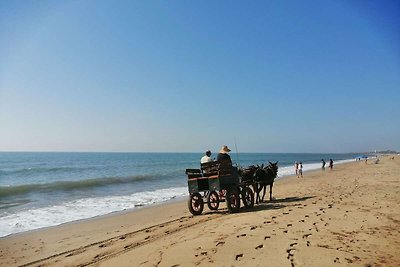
264,236 -> 271,240
255,244 -> 263,250
286,248 -> 296,259
302,233 -> 312,238
236,234 -> 246,238
235,254 -> 243,260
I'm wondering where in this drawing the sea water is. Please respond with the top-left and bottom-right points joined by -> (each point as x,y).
0,152 -> 358,237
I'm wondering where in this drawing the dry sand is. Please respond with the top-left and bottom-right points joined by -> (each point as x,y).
1,156 -> 399,267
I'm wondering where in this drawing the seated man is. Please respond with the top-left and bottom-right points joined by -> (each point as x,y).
217,145 -> 239,178
200,150 -> 213,164
217,145 -> 232,164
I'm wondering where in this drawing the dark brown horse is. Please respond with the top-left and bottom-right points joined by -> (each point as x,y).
254,161 -> 279,203
238,165 -> 258,182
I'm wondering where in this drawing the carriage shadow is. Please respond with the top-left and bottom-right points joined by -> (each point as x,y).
267,196 -> 316,203
240,195 -> 316,214
202,195 -> 316,215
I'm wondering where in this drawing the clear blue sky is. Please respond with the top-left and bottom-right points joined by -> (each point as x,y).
0,0 -> 399,153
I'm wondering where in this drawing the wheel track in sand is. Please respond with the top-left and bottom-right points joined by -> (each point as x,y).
19,212 -> 224,267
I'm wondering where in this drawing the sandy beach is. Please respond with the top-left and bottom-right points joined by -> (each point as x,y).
1,156 -> 399,267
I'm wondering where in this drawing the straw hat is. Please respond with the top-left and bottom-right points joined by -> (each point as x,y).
219,145 -> 231,154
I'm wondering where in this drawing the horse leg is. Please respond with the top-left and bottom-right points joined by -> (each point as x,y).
261,185 -> 266,203
269,183 -> 273,201
254,183 -> 259,204
257,184 -> 263,204
258,184 -> 263,204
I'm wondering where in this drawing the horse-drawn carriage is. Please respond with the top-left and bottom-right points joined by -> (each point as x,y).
185,160 -> 279,215
185,161 -> 255,215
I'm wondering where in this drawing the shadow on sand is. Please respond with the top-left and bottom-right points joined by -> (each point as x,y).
268,196 -> 316,203
240,195 -> 316,213
203,195 -> 316,215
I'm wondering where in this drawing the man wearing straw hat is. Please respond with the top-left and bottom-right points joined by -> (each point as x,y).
217,145 -> 232,164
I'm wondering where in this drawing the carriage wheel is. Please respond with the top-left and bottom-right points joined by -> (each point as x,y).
207,191 -> 220,210
242,186 -> 254,209
226,188 -> 240,213
188,193 -> 204,215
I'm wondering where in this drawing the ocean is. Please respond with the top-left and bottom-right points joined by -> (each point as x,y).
0,152 -> 358,237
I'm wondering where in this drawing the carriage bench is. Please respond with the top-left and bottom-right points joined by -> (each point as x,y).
186,161 -> 238,194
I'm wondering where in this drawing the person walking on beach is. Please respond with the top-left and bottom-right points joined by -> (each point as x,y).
321,159 -> 326,170
217,145 -> 232,164
298,162 -> 303,178
294,161 -> 299,176
200,150 -> 213,164
329,159 -> 333,169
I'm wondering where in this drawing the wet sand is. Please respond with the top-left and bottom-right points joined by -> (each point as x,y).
1,156 -> 399,267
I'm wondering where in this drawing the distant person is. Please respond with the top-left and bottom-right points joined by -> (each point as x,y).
321,159 -> 326,170
200,150 -> 213,164
298,162 -> 303,178
217,145 -> 232,164
329,159 -> 333,169
294,161 -> 299,176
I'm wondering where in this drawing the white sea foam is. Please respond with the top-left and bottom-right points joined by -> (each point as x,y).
0,187 -> 187,237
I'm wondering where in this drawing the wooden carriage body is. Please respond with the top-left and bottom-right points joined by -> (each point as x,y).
186,161 -> 239,194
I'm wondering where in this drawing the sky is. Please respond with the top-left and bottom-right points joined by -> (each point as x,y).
0,0 -> 399,153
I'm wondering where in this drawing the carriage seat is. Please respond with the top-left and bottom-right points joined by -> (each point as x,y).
201,161 -> 233,178
185,168 -> 203,179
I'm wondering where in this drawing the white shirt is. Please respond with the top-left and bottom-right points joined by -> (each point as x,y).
201,155 -> 213,164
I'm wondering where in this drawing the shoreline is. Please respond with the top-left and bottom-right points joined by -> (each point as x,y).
1,156 -> 399,266
0,160 -> 365,240
0,156 -> 355,238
